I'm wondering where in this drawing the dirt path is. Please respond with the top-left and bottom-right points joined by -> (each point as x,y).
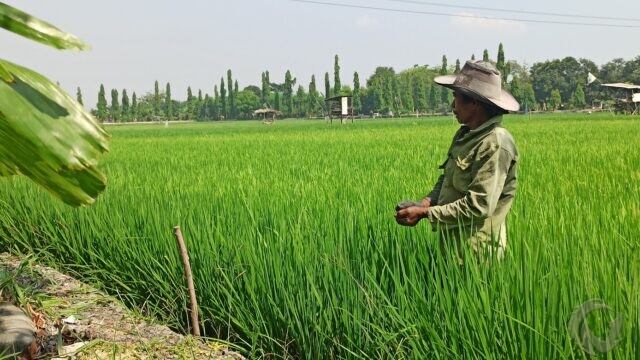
0,253 -> 245,359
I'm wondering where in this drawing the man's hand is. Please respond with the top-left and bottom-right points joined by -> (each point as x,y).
395,198 -> 432,226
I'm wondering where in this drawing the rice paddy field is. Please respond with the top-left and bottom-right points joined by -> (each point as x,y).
0,113 -> 638,358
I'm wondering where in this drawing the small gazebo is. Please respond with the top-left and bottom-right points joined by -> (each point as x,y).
253,108 -> 282,124
324,95 -> 354,124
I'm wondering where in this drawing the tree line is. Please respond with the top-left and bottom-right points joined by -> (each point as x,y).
85,44 -> 640,122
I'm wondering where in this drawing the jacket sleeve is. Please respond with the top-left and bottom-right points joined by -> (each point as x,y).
427,142 -> 512,225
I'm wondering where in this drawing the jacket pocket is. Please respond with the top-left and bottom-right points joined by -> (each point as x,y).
452,153 -> 474,191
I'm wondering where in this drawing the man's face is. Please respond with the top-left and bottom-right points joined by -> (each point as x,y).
452,91 -> 474,125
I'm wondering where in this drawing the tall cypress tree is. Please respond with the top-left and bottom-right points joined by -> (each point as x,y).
261,72 -> 267,105
429,84 -> 438,112
131,92 -> 137,121
274,92 -> 280,110
227,69 -> 235,118
483,49 -> 489,62
412,76 -> 427,112
153,80 -> 160,117
262,71 -> 270,106
333,54 -> 341,96
324,72 -> 331,114
284,70 -> 293,117
471,54 -> 476,61
497,43 -> 506,83
294,85 -> 305,118
165,82 -> 172,119
391,77 -> 400,115
203,94 -> 211,120
440,55 -> 450,112
234,80 -> 239,116
401,79 -> 413,114
454,59 -> 461,74
324,72 -> 330,99
97,84 -> 107,121
121,89 -> 130,121
76,87 -> 83,105
220,77 -> 227,118
308,75 -> 318,115
197,89 -> 204,120
353,72 -> 361,114
213,85 -> 220,120
187,86 -> 194,120
110,88 -> 119,122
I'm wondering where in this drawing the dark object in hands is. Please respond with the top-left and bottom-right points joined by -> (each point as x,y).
395,200 -> 423,212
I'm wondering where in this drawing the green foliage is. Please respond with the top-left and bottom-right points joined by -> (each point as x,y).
284,70 -> 294,116
497,43 -> 507,83
530,57 -> 592,105
220,77 -> 227,118
0,3 -> 89,51
293,85 -> 306,118
333,54 -> 341,97
454,59 -> 461,74
76,86 -> 83,105
570,83 -> 586,109
365,67 -> 396,114
97,84 -> 107,120
131,92 -> 137,121
121,89 -> 130,120
273,91 -> 280,110
308,75 -> 321,116
165,81 -> 173,119
352,72 -> 361,114
429,83 -> 438,111
440,56 -> 450,112
261,71 -> 270,106
323,72 -> 330,99
235,89 -> 261,119
227,70 -> 235,119
0,60 -> 109,206
110,88 -> 119,121
509,77 -> 536,111
549,88 -> 562,110
483,49 -> 489,62
153,80 -> 160,117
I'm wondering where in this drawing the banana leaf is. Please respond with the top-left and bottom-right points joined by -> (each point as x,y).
0,60 -> 109,207
0,2 -> 89,51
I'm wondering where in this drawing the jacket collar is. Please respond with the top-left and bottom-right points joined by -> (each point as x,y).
457,115 -> 503,141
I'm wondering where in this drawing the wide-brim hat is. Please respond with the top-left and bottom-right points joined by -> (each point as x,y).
434,60 -> 520,112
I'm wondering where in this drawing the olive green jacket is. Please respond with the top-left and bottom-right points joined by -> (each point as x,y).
426,115 -> 518,256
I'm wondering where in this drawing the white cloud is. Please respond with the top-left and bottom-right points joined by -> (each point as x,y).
451,12 -> 526,32
355,15 -> 378,30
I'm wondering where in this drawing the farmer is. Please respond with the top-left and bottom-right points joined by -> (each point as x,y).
395,60 -> 520,262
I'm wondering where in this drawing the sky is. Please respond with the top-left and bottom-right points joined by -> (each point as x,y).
3,0 -> 639,108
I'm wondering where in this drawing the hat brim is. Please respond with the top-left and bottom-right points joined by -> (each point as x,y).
434,74 -> 520,112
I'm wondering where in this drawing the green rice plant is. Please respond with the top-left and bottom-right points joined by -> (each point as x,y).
0,113 -> 638,358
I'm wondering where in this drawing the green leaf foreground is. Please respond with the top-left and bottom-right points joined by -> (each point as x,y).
0,2 -> 89,50
0,60 -> 109,206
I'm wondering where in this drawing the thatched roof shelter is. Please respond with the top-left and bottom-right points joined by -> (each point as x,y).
253,108 -> 283,116
253,108 -> 282,124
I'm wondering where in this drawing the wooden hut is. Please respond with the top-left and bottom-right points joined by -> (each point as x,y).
324,95 -> 354,124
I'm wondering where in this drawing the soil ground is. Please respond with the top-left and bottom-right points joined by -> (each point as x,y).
0,253 -> 245,360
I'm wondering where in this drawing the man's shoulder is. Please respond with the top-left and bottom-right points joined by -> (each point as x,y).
479,126 -> 518,158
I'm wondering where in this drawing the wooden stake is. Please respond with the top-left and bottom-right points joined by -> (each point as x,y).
173,226 -> 200,337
